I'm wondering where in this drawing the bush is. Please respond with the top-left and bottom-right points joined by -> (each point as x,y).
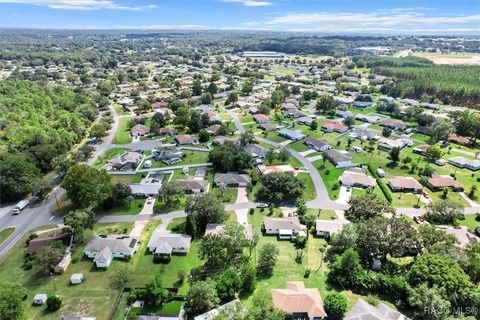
71,257 -> 79,264
24,260 -> 34,270
368,164 -> 392,203
324,292 -> 348,320
46,295 -> 62,311
153,254 -> 171,264
475,213 -> 480,222
304,269 -> 311,278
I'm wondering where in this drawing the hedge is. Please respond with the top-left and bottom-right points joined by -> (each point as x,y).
368,164 -> 393,204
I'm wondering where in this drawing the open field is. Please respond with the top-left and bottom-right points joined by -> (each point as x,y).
114,117 -> 132,144
411,52 -> 480,65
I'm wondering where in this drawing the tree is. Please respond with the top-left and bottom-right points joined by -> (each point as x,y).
35,245 -> 64,275
277,148 -> 290,162
201,92 -> 213,105
344,116 -> 354,128
174,106 -> 191,129
46,295 -> 62,311
89,123 -> 108,141
208,142 -> 253,172
324,292 -> 348,320
0,152 -> 41,202
424,200 -> 464,224
192,80 -> 203,96
257,243 -> 279,278
310,120 -> 318,130
63,164 -> 113,208
468,185 -> 477,200
316,95 -> 339,114
428,119 -> 454,143
63,210 -> 96,243
0,282 -> 26,320
382,127 -> 392,137
110,266 -> 130,289
241,78 -> 255,95
215,268 -> 241,301
408,254 -> 477,307
257,172 -> 305,203
239,263 -> 256,295
199,234 -> 229,268
408,284 -> 451,320
344,194 -> 393,222
328,248 -> 367,288
198,129 -> 209,142
247,289 -> 285,320
111,183 -> 133,205
184,280 -> 220,317
239,132 -> 256,146
389,147 -> 401,165
185,194 -> 227,235
207,82 -> 218,95
226,91 -> 239,105
158,182 -> 183,205
151,112 -> 170,130
425,145 -> 445,162
271,90 -> 284,108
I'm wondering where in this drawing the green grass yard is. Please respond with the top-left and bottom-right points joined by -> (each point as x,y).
458,214 -> 480,232
94,199 -> 145,216
114,117 -> 133,144
313,160 -> 344,200
92,148 -> 130,170
0,227 -> 15,245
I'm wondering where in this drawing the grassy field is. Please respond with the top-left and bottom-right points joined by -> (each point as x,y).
271,67 -> 294,75
297,172 -> 317,201
0,227 -> 15,245
94,199 -> 145,216
140,150 -> 209,169
457,214 -> 480,232
92,148 -> 130,170
114,117 -> 132,144
313,160 -> 344,200
0,223 -> 134,320
209,187 -> 238,204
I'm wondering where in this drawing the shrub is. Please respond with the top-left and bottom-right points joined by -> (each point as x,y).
304,269 -> 311,278
324,292 -> 348,320
24,260 -> 34,270
153,254 -> 171,264
46,295 -> 62,311
368,164 -> 392,203
72,257 -> 79,264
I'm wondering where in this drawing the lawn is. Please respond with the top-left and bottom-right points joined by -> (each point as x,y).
297,172 -> 317,201
114,117 -> 132,144
140,150 -> 209,169
288,141 -> 310,152
0,222 -> 134,320
92,148 -> 130,170
0,227 -> 15,245
313,160 -> 344,200
94,199 -> 145,216
271,67 -> 294,76
306,209 -> 338,220
209,187 -> 238,204
458,214 -> 480,232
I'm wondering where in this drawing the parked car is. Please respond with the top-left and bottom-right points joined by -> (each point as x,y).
256,202 -> 269,208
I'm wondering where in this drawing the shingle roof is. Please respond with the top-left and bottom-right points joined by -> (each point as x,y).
84,236 -> 138,255
263,217 -> 303,231
214,173 -> 251,185
271,281 -> 327,318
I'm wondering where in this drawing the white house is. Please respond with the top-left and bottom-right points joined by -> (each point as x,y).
316,220 -> 349,237
263,217 -> 305,240
147,229 -> 192,255
84,235 -> 139,268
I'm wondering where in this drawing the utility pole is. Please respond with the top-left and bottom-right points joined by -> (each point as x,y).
50,272 -> 57,291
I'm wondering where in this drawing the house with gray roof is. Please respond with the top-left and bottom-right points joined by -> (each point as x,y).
305,137 -> 331,152
448,156 -> 480,171
263,217 -> 305,240
244,144 -> 268,159
147,229 -> 192,255
172,179 -> 208,194
345,299 -> 410,320
84,235 -> 138,268
153,148 -> 183,165
324,149 -> 353,168
214,173 -> 251,187
102,152 -> 143,171
278,128 -> 305,142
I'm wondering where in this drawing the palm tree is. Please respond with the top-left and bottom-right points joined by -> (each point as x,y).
316,245 -> 327,272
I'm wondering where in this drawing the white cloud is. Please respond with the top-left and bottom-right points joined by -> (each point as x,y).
221,0 -> 272,7
111,24 -> 211,30
267,10 -> 480,31
242,21 -> 261,26
0,0 -> 157,10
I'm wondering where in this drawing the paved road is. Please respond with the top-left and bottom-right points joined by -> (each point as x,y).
86,105 -> 120,166
227,109 -> 347,210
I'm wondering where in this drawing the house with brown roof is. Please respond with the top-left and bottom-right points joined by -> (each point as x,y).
427,176 -> 464,192
253,114 -> 271,124
304,137 -> 331,152
172,179 -> 209,194
321,121 -> 348,133
175,134 -> 199,145
205,124 -> 222,136
316,220 -> 349,237
339,170 -> 376,188
213,136 -> 239,145
131,124 -> 150,137
271,281 -> 327,319
263,217 -> 305,240
379,118 -> 407,131
388,177 -> 423,193
158,127 -> 177,136
259,123 -> 277,132
345,299 -> 409,320
378,137 -> 406,151
26,234 -> 72,255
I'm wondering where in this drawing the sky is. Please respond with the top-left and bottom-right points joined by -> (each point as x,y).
0,0 -> 479,34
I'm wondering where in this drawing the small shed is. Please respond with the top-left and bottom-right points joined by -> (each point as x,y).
376,168 -> 386,178
70,273 -> 83,284
33,293 -> 48,305
144,160 -> 152,168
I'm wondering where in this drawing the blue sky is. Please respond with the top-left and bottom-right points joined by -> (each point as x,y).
0,0 -> 479,34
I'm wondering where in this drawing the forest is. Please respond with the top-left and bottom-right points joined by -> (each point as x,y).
0,80 -> 97,202
354,56 -> 480,108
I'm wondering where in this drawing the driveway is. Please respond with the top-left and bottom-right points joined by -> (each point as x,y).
336,186 -> 352,205
234,187 -> 249,226
129,198 -> 152,238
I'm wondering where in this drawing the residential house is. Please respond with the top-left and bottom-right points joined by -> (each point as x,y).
194,300 -> 245,320
151,101 -> 169,109
420,102 -> 440,110
263,217 -> 305,239
324,149 -> 353,168
427,176 -> 464,192
345,299 -> 410,320
278,128 -> 305,141
214,173 -> 251,187
448,156 -> 480,171
378,137 -> 406,151
173,179 -> 209,194
339,169 -> 376,188
253,114 -> 271,124
244,144 -> 268,159
147,230 -> 192,255
59,317 -> 96,320
153,148 -> 183,165
131,124 -> 150,137
206,111 -> 220,122
304,137 -> 331,152
158,127 -> 177,136
413,144 -> 429,156
213,136 -> 239,145
26,233 -> 72,255
259,123 -> 277,132
285,108 -> 305,118
205,124 -> 222,136
257,164 -> 296,175
175,134 -> 199,145
388,177 -> 423,193
349,127 -> 379,141
248,106 -> 260,114
129,183 -> 163,197
84,235 -> 139,268
379,118 -> 407,131
335,109 -> 354,119
321,121 -> 348,133
297,116 -> 313,126
103,152 -> 142,171
271,282 -> 327,320
316,220 -> 349,237
353,101 -> 374,108
205,223 -> 253,240
355,114 -> 380,124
